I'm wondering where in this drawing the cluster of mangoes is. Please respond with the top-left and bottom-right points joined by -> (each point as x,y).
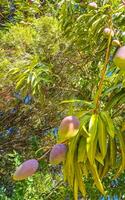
13,116 -> 80,180
49,116 -> 80,164
103,27 -> 125,71
89,2 -> 125,72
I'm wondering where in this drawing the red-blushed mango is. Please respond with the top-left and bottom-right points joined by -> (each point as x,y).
28,0 -> 34,3
13,159 -> 39,181
112,39 -> 121,47
104,28 -> 114,37
58,116 -> 80,142
88,2 -> 97,9
113,46 -> 125,71
49,144 -> 67,165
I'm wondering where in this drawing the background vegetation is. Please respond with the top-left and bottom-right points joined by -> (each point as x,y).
0,0 -> 125,199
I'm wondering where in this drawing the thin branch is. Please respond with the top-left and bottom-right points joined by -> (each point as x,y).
94,17 -> 113,113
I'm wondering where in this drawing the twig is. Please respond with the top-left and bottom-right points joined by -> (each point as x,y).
94,17 -> 113,113
37,149 -> 51,161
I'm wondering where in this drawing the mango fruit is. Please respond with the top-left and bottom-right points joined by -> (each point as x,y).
104,28 -> 114,37
88,2 -> 97,9
58,116 -> 80,142
113,46 -> 125,71
13,159 -> 39,180
112,39 -> 121,47
49,144 -> 67,165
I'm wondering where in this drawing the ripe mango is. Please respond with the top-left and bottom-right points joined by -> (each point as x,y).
49,144 -> 67,165
59,116 -> 80,142
113,46 -> 125,71
13,159 -> 39,180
